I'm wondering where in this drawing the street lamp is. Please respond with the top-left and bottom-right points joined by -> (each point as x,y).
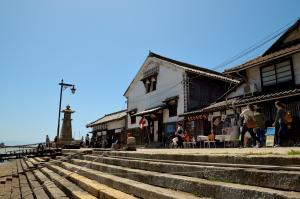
56,79 -> 76,144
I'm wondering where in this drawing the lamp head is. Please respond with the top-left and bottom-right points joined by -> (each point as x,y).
71,85 -> 76,94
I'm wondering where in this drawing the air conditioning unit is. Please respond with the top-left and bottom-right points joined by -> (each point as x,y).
243,83 -> 257,96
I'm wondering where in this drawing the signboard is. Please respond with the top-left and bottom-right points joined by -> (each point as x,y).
187,114 -> 207,121
115,129 -> 122,133
265,127 -> 275,147
226,109 -> 234,115
213,111 -> 221,117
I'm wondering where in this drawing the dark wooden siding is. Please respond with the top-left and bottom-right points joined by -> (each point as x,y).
187,73 -> 233,112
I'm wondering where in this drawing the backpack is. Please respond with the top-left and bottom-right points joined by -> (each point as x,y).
284,111 -> 293,124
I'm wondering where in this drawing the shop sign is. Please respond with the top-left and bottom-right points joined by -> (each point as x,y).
265,127 -> 275,147
226,109 -> 234,115
187,114 -> 208,121
213,111 -> 221,117
115,129 -> 122,133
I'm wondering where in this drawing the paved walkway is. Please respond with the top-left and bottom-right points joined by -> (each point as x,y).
63,147 -> 300,157
132,147 -> 300,156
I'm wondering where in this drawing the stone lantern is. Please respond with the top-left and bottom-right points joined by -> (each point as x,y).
59,105 -> 75,146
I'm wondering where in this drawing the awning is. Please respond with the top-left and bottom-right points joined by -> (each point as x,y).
162,95 -> 179,103
181,88 -> 300,115
133,105 -> 166,116
180,98 -> 237,116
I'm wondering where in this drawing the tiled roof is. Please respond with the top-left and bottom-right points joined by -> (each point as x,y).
182,88 -> 300,115
133,105 -> 166,116
149,52 -> 239,83
86,110 -> 127,127
224,43 -> 300,74
236,88 -> 300,106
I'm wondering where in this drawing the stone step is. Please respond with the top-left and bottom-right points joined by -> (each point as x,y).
3,176 -> 12,199
16,159 -> 24,174
45,163 -> 138,199
19,173 -> 34,199
33,168 -> 69,199
58,161 -> 205,199
11,176 -> 21,199
97,153 -> 300,172
80,154 -> 300,192
24,158 -> 35,169
95,151 -> 300,166
69,158 -> 300,199
24,165 -> 49,199
19,159 -> 36,199
39,167 -> 97,199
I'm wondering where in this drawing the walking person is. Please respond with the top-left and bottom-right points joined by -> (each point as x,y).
80,136 -> 84,147
45,135 -> 50,148
273,101 -> 287,147
85,134 -> 90,147
240,104 -> 262,148
175,123 -> 184,148
254,107 -> 265,147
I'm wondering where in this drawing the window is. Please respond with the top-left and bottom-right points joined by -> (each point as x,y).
168,102 -> 178,117
144,77 -> 157,93
146,81 -> 151,93
130,115 -> 136,124
151,77 -> 156,91
261,60 -> 293,87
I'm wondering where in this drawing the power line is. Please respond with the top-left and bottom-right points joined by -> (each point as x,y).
212,17 -> 300,71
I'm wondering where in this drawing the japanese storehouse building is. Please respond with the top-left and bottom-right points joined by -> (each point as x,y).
184,19 -> 300,145
86,110 -> 127,146
124,51 -> 238,145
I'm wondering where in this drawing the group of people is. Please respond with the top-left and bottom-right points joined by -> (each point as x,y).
83,133 -> 120,149
173,123 -> 196,148
172,100 -> 291,148
240,101 -> 290,148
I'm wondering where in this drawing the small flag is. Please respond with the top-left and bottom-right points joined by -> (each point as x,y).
139,116 -> 146,129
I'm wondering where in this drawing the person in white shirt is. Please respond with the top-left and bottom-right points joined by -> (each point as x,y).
240,104 -> 262,148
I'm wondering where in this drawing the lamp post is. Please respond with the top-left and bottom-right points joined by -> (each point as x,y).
56,79 -> 76,144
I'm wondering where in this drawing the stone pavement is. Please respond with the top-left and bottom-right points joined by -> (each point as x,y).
1,147 -> 299,199
132,147 -> 300,156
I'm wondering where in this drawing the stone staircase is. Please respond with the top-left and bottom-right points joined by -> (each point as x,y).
5,149 -> 300,199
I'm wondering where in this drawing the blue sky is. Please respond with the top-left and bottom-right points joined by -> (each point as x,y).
0,0 -> 299,145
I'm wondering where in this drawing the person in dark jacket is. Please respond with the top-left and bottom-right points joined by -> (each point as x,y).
272,101 -> 287,147
175,123 -> 184,148
254,107 -> 265,147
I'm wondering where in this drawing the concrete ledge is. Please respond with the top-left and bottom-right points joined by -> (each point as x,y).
62,149 -> 93,155
33,169 -> 68,199
59,161 -> 202,199
98,150 -> 300,166
46,164 -> 137,199
70,158 -> 300,199
81,154 -> 300,192
40,167 -> 96,199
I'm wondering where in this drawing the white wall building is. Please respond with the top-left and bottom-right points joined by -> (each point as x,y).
124,52 -> 238,144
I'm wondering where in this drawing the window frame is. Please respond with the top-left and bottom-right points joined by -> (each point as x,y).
168,100 -> 178,117
260,58 -> 294,90
130,115 -> 136,124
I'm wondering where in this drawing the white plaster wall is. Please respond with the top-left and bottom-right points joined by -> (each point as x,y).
293,52 -> 300,85
127,58 -> 184,129
246,67 -> 261,91
107,119 -> 125,130
227,67 -> 261,98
